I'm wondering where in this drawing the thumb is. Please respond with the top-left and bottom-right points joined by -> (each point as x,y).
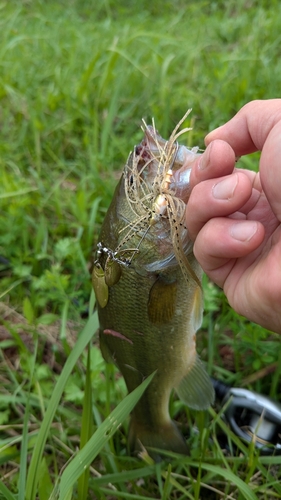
260,118 -> 281,222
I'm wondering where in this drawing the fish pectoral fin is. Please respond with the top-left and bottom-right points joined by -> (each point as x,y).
191,285 -> 203,332
176,356 -> 215,410
147,277 -> 177,324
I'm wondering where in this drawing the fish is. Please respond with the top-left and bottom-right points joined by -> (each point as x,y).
92,110 -> 214,457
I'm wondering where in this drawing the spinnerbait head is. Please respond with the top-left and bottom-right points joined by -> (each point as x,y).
95,242 -> 137,267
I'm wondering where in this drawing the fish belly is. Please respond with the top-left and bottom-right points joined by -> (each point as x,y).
98,262 -> 212,456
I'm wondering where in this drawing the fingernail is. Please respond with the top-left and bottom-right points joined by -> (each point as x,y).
198,143 -> 212,170
213,174 -> 238,200
230,221 -> 258,242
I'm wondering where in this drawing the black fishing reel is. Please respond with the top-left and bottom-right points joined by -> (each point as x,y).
212,378 -> 281,454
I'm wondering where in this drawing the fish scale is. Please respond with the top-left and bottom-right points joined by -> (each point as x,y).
92,112 -> 214,457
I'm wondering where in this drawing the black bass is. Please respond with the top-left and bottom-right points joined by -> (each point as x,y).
92,111 -> 214,456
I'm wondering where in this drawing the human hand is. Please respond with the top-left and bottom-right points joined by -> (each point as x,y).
185,99 -> 281,333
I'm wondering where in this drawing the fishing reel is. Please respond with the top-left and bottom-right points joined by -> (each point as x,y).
212,378 -> 281,454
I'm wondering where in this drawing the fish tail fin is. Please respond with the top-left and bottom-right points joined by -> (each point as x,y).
176,355 -> 215,410
128,415 -> 189,459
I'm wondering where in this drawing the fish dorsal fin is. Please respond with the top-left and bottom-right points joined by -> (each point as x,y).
176,356 -> 214,410
147,277 -> 177,324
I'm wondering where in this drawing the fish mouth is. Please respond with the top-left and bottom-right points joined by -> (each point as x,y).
118,112 -> 202,286
134,125 -> 177,178
128,116 -> 200,208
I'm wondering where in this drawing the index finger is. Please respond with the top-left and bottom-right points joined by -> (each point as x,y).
205,99 -> 281,155
205,99 -> 281,221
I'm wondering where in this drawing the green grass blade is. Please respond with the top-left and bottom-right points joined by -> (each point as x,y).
92,402 -> 120,476
18,338 -> 38,500
89,466 -> 156,486
17,390 -> 32,496
97,490 -> 157,500
0,481 -> 16,500
189,462 -> 258,500
58,371 -> 156,499
77,344 -> 93,500
0,187 -> 38,199
162,463 -> 172,500
38,458 -> 53,500
25,312 -> 99,500
100,74 -> 122,159
161,469 -> 194,500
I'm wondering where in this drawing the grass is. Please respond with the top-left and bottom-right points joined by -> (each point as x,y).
1,0 -> 281,498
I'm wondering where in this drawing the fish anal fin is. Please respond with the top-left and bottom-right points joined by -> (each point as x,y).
147,277 -> 177,324
176,356 -> 214,410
